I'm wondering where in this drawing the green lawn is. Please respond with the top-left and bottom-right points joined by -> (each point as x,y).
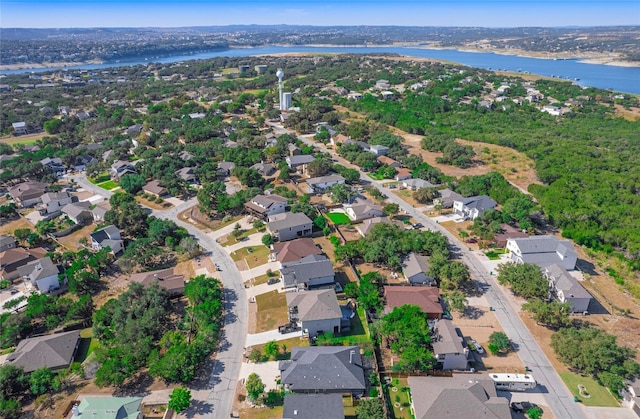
388,377 -> 412,419
230,245 -> 271,269
559,372 -> 619,407
89,172 -> 111,184
97,180 -> 119,190
327,212 -> 351,225
221,227 -> 260,246
74,328 -> 99,363
319,307 -> 370,346
251,271 -> 281,286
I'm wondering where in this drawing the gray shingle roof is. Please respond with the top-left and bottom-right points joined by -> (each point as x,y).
16,256 -> 59,281
268,212 -> 312,231
459,195 -> 497,211
546,264 -> 591,299
408,375 -> 510,419
286,289 -> 342,322
6,330 -> 80,372
431,319 -> 465,355
287,155 -> 315,166
281,255 -> 334,288
283,394 -> 344,419
279,346 -> 366,393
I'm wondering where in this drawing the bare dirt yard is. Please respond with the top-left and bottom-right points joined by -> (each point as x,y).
0,216 -> 34,235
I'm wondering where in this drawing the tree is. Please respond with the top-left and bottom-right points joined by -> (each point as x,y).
264,340 -> 279,360
119,173 -> 146,194
13,228 -> 31,243
443,291 -> 467,312
0,365 -> 28,399
413,187 -> 439,204
328,183 -> 355,204
105,193 -> 149,237
246,373 -> 265,401
197,181 -> 227,216
526,406 -> 543,419
497,262 -> 548,300
168,387 -> 191,413
488,332 -> 510,354
356,398 -> 385,419
262,234 -> 274,246
522,300 -> 572,329
29,367 -> 57,395
383,203 -> 399,216
0,398 -> 21,419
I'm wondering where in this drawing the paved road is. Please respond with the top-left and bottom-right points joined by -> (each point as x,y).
271,122 -> 585,419
68,173 -> 114,200
154,200 -> 248,419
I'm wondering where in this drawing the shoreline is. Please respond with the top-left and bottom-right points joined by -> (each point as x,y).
1,43 -> 638,72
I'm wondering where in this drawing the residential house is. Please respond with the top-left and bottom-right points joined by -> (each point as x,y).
347,92 -> 363,101
124,124 -> 143,136
0,235 -> 17,252
408,375 -> 510,419
330,133 -> 349,146
394,168 -> 412,181
17,256 -> 60,292
130,267 -> 185,296
306,174 -> 345,193
282,394 -> 344,419
287,288 -> 342,337
377,155 -> 401,168
433,188 -> 464,208
400,178 -> 436,190
217,161 -> 236,177
73,155 -> 98,171
368,144 -> 389,156
251,162 -> 276,177
8,181 -> 48,207
110,160 -> 136,179
72,396 -> 143,419
62,202 -> 93,225
544,264 -> 592,313
288,143 -> 302,156
265,132 -> 277,147
12,121 -> 27,135
402,252 -> 435,286
245,194 -> 288,218
39,191 -> 73,216
279,346 -> 366,396
280,254 -> 335,289
493,224 -> 528,248
268,212 -> 313,242
0,247 -> 46,281
620,378 -> 640,417
271,238 -> 322,264
356,216 -> 395,237
5,330 -> 80,373
92,206 -> 107,223
188,112 -> 206,119
383,286 -> 443,319
143,180 -> 168,197
179,150 -> 195,161
175,167 -> 197,184
431,319 -> 469,370
90,225 -> 124,254
343,198 -> 384,222
506,235 -> 578,271
380,91 -> 395,100
375,80 -> 391,90
286,155 -> 315,175
453,195 -> 497,220
40,157 -> 65,175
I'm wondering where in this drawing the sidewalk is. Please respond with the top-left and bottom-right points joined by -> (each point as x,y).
245,328 -> 303,347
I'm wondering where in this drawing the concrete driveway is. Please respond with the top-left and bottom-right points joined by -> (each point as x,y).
245,328 -> 303,347
238,361 -> 281,392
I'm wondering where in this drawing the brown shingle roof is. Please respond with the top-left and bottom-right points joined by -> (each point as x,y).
272,238 -> 322,263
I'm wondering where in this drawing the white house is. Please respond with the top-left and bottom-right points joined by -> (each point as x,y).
90,225 -> 124,255
268,212 -> 313,242
453,195 -> 497,220
280,254 -> 335,289
244,194 -> 288,218
544,264 -> 591,313
506,235 -> 578,271
286,288 -> 342,337
17,257 -> 60,292
306,174 -> 345,193
343,198 -> 384,222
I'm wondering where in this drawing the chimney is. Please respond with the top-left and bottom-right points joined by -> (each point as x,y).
350,350 -> 355,364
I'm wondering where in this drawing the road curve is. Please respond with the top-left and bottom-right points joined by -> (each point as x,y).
274,122 -> 584,419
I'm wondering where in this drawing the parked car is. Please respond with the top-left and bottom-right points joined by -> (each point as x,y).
412,223 -> 423,229
278,323 -> 297,334
267,278 -> 281,285
510,401 -> 535,413
469,339 -> 485,354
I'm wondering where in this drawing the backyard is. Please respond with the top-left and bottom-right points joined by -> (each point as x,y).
327,211 -> 351,225
384,377 -> 412,419
254,290 -> 289,333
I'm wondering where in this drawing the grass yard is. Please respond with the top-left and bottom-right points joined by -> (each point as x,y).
89,172 -> 111,184
387,377 -> 412,419
74,327 -> 99,363
251,335 -> 309,362
221,227 -> 260,246
0,217 -> 34,235
230,245 -> 271,269
559,372 -> 619,407
327,212 -> 351,225
96,180 -> 119,190
485,249 -> 507,260
320,307 -> 370,346
238,406 -> 283,419
56,224 -> 95,251
254,290 -> 289,333
251,271 -> 281,286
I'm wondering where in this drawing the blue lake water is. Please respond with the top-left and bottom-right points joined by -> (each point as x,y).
2,45 -> 639,94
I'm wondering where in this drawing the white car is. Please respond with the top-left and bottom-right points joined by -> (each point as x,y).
470,339 -> 485,354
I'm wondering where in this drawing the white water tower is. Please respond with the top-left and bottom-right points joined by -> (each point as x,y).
276,68 -> 285,110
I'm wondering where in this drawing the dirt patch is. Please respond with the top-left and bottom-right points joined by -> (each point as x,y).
135,196 -> 173,211
0,216 -> 34,235
178,205 -> 242,232
56,224 -> 95,252
254,290 -> 288,333
614,104 -> 640,121
173,259 -> 197,280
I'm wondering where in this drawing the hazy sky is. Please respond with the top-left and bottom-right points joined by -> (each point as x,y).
2,0 -> 639,28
